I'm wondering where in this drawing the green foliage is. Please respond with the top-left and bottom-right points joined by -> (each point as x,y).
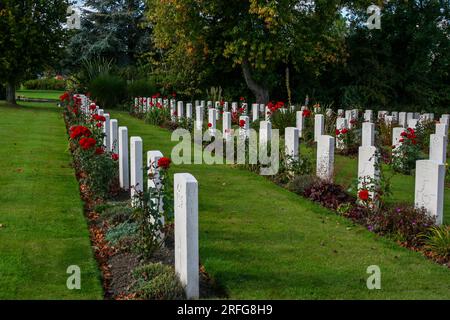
391,128 -> 423,175
23,78 -> 66,91
0,0 -> 67,102
78,57 -> 114,89
133,263 -> 185,300
128,79 -> 158,98
206,87 -> 223,103
105,222 -> 138,247
423,226 -> 450,259
101,204 -> 133,225
144,106 -> 171,127
88,74 -> 127,108
270,109 -> 296,134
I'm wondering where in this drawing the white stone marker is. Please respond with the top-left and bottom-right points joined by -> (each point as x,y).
118,127 -> 129,191
103,113 -> 111,151
223,112 -> 232,141
296,111 -> 304,138
147,150 -> 165,240
391,112 -> 398,122
415,160 -> 445,225
177,101 -> 184,120
109,119 -> 118,154
252,103 -> 259,122
362,122 -> 375,147
392,127 -> 404,148
208,108 -> 217,136
174,173 -> 199,299
231,102 -> 238,113
398,112 -> 407,128
436,123 -> 448,138
170,100 -> 176,121
196,105 -> 204,130
358,146 -> 379,201
406,112 -> 414,123
130,137 -> 143,202
440,115 -> 449,127
407,118 -> 418,130
337,109 -> 344,117
429,134 -> 447,165
265,106 -> 271,121
239,115 -> 250,139
314,114 -> 325,142
260,121 -> 272,146
316,135 -> 335,181
285,127 -> 299,163
186,103 -> 193,119
336,117 -> 348,150
364,110 -> 373,122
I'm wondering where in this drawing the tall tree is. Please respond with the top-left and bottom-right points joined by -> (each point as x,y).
66,0 -> 151,68
0,0 -> 68,104
147,0 -> 348,103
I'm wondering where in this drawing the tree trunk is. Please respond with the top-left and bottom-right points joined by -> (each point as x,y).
241,60 -> 269,104
6,82 -> 16,105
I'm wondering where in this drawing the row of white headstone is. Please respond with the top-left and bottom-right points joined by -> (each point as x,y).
80,96 -> 200,299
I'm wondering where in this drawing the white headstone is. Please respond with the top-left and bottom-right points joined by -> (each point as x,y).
296,111 -> 304,138
362,122 -> 375,147
429,134 -> 447,165
285,127 -> 299,164
130,137 -> 143,202
147,150 -> 165,240
358,146 -> 379,202
223,112 -> 232,141
103,113 -> 111,151
436,123 -> 448,138
239,115 -> 250,139
415,160 -> 445,225
314,114 -> 325,142
109,119 -> 118,154
118,127 -> 129,190
174,173 -> 199,299
392,127 -> 404,148
407,118 -> 418,130
208,108 -> 217,135
364,110 -> 373,122
398,112 -> 407,128
252,104 -> 259,122
177,101 -> 184,120
336,117 -> 348,150
259,121 -> 272,146
196,105 -> 204,130
316,135 -> 335,181
186,103 -> 193,119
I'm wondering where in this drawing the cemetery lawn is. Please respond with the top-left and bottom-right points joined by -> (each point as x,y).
0,101 -> 103,299
16,90 -> 64,100
111,111 -> 450,300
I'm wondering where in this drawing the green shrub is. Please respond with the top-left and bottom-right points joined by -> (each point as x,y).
101,204 -> 133,224
127,79 -> 158,98
23,78 -> 66,91
88,75 -> 127,108
133,263 -> 185,300
105,222 -> 138,246
423,226 -> 450,259
287,175 -> 319,195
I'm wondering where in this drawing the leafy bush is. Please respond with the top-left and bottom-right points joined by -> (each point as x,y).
270,109 -> 296,134
101,204 -> 133,224
366,205 -> 436,247
88,74 -> 127,108
127,79 -> 158,98
78,57 -> 114,89
423,226 -> 450,259
391,128 -> 423,175
287,175 -> 319,195
303,180 -> 354,210
144,105 -> 171,126
133,263 -> 185,300
23,78 -> 66,91
105,222 -> 138,246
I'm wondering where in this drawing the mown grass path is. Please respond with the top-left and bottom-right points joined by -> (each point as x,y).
111,111 -> 450,299
0,102 -> 102,299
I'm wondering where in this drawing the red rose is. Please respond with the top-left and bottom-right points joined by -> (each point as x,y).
335,129 -> 340,136
96,122 -> 103,128
239,119 -> 246,128
70,126 -> 92,140
399,138 -> 404,143
79,137 -> 96,150
208,123 -> 212,128
302,109 -> 311,118
157,157 -> 171,170
400,131 -> 407,137
95,147 -> 105,155
240,97 -> 245,101
358,189 -> 369,201
89,103 -> 97,111
112,153 -> 119,161
341,128 -> 348,134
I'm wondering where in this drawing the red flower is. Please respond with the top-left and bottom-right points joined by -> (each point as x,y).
95,147 -> 105,155
400,131 -> 407,137
399,138 -> 404,143
302,109 -> 311,118
59,92 -> 70,102
89,103 -> 97,111
350,119 -> 357,125
96,122 -> 103,128
240,97 -> 246,102
93,115 -> 106,122
79,137 -> 96,150
157,157 -> 171,170
70,126 -> 92,140
341,128 -> 348,134
208,123 -> 212,128
239,119 -> 246,128
172,92 -> 177,98
358,189 -> 369,201
220,100 -> 225,107
112,153 -> 119,161
335,129 -> 340,136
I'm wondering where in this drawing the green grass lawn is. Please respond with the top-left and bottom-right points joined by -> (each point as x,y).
0,101 -> 102,299
16,90 -> 64,100
110,111 -> 450,299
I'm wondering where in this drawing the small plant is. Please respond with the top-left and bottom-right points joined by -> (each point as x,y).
391,128 -> 423,175
105,222 -> 138,247
132,263 -> 186,300
422,226 -> 450,259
